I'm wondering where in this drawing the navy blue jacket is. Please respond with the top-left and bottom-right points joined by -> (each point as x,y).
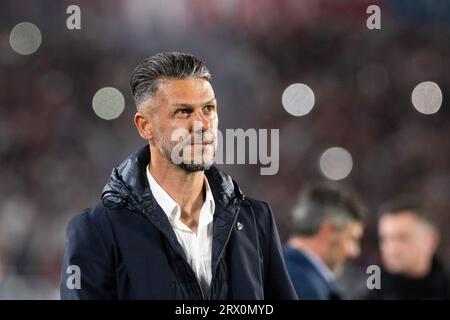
283,245 -> 341,300
60,145 -> 297,300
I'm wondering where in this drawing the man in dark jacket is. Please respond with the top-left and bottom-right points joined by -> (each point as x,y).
363,197 -> 450,299
60,52 -> 297,300
283,183 -> 365,299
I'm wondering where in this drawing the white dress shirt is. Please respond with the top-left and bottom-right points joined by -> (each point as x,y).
146,165 -> 215,298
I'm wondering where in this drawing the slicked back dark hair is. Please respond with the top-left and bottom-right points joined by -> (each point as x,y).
130,52 -> 212,110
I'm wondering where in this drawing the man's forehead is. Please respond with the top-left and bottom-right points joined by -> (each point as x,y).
158,78 -> 214,99
381,211 -> 418,224
379,212 -> 422,233
140,80 -> 216,111
171,97 -> 217,107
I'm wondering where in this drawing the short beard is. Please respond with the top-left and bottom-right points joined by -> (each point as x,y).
155,129 -> 216,173
177,162 -> 213,172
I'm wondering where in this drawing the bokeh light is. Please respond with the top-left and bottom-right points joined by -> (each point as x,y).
92,87 -> 125,120
411,81 -> 442,114
319,147 -> 353,180
282,83 -> 315,117
9,22 -> 42,55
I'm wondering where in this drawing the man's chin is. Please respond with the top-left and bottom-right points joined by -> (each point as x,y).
175,151 -> 216,172
384,264 -> 404,275
177,162 -> 214,172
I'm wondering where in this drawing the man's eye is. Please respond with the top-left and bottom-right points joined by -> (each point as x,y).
204,105 -> 215,112
175,109 -> 189,115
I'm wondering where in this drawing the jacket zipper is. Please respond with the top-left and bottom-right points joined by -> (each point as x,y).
130,194 -> 243,300
208,203 -> 241,299
108,188 -> 205,297
141,208 -> 206,300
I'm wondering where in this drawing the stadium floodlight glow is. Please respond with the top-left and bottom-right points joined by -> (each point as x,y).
319,147 -> 353,181
9,22 -> 42,55
411,81 -> 442,115
92,87 -> 125,120
282,83 -> 315,117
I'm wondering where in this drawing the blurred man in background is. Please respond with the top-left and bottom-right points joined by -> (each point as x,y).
283,183 -> 365,299
364,197 -> 450,299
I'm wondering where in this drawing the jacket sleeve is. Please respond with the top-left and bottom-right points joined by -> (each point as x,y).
60,209 -> 117,299
261,202 -> 299,300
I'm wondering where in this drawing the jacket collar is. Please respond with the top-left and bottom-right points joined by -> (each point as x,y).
102,144 -> 241,211
285,245 -> 341,298
101,144 -> 247,294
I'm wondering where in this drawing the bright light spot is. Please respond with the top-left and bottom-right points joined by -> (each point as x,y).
411,81 -> 442,114
319,147 -> 353,180
92,87 -> 125,120
282,83 -> 315,116
9,22 -> 42,55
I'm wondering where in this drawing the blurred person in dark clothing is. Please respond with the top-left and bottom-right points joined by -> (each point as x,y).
283,182 -> 365,299
60,52 -> 297,300
364,197 -> 450,300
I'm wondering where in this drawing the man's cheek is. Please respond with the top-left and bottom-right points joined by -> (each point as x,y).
170,127 -> 190,144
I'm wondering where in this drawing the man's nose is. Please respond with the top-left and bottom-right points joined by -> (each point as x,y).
346,243 -> 361,259
191,111 -> 210,132
350,245 -> 361,258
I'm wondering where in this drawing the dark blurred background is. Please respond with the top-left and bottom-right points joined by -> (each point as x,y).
0,0 -> 449,299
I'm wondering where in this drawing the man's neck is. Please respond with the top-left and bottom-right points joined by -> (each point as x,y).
288,236 -> 336,280
149,147 -> 205,220
288,237 -> 327,265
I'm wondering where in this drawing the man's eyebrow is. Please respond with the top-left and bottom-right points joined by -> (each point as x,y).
171,98 -> 217,107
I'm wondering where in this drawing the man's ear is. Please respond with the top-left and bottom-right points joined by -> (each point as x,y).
134,111 -> 154,141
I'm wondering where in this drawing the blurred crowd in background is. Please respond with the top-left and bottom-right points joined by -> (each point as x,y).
0,0 -> 449,299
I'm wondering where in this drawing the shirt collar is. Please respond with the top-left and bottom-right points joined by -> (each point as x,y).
203,177 -> 215,214
146,165 -> 215,224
